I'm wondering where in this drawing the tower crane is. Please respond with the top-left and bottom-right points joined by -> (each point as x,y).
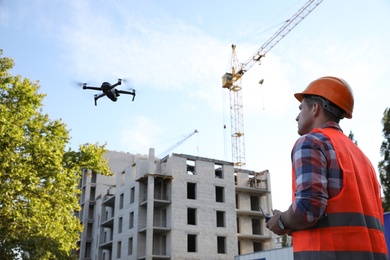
158,130 -> 199,158
222,0 -> 323,168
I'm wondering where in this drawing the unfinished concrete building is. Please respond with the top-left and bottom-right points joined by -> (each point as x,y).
76,149 -> 276,259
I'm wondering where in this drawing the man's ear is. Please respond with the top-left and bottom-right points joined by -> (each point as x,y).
312,101 -> 321,116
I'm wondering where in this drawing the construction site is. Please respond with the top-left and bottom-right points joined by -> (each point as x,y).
75,0 -> 325,259
2,0 -> 389,259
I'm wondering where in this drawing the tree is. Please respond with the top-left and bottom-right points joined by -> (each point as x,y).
0,50 -> 111,259
379,107 -> 390,212
348,130 -> 358,145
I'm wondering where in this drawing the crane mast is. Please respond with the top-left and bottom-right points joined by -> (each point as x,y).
222,0 -> 323,168
223,44 -> 246,168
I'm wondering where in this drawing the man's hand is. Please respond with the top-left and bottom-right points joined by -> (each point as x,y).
266,209 -> 292,236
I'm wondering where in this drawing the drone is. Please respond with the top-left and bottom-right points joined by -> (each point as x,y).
82,78 -> 136,106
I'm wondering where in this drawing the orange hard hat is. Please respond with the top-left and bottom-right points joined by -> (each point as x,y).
294,76 -> 354,119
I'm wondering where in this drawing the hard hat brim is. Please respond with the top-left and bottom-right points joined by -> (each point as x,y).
294,93 -> 304,102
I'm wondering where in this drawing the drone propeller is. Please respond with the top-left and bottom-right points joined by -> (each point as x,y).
120,77 -> 136,89
116,76 -> 133,84
72,80 -> 89,89
116,76 -> 128,80
125,85 -> 135,91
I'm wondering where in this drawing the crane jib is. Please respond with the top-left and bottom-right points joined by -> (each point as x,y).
222,0 -> 324,169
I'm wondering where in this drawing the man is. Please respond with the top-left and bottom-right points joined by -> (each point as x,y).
266,76 -> 388,259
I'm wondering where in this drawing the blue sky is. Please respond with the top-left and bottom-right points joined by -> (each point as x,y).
1,0 -> 389,210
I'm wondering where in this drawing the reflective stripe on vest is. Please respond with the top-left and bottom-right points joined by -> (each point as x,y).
294,251 -> 389,260
292,127 -> 388,259
315,212 -> 383,231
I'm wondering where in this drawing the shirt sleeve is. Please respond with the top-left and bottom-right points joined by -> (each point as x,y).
291,134 -> 329,224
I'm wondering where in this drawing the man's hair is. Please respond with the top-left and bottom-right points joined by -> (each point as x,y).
304,95 -> 344,123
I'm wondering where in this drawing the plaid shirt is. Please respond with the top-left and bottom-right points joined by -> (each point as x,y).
291,121 -> 343,223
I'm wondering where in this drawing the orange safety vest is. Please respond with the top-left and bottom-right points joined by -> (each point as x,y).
292,127 -> 388,260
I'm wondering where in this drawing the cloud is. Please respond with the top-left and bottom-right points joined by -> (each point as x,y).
58,2 -> 225,86
120,116 -> 163,154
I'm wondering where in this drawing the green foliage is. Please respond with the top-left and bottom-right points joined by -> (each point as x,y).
348,130 -> 358,145
0,50 -> 111,259
379,107 -> 390,212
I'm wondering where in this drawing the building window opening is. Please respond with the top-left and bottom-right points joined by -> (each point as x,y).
90,186 -> 96,201
91,172 -> 97,183
119,193 -> 124,209
216,211 -> 225,227
153,234 -> 167,255
118,217 -> 123,233
117,241 -> 122,258
252,218 -> 261,235
129,211 -> 134,229
154,208 -> 167,228
187,234 -> 197,252
87,223 -> 93,238
130,187 -> 135,204
128,237 -> 133,255
237,217 -> 240,233
88,204 -> 94,220
217,236 -> 226,254
215,163 -> 223,178
155,179 -> 169,200
187,159 -> 195,175
215,186 -> 225,203
85,242 -> 91,258
187,208 -> 197,225
187,182 -> 196,200
253,241 -> 262,252
250,196 -> 260,211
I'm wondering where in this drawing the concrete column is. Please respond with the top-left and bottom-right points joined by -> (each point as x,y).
79,170 -> 91,259
145,148 -> 155,260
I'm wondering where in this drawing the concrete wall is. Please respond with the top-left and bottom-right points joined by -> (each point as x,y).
169,155 -> 238,259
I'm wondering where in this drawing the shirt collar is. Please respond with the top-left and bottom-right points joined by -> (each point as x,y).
319,121 -> 343,132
